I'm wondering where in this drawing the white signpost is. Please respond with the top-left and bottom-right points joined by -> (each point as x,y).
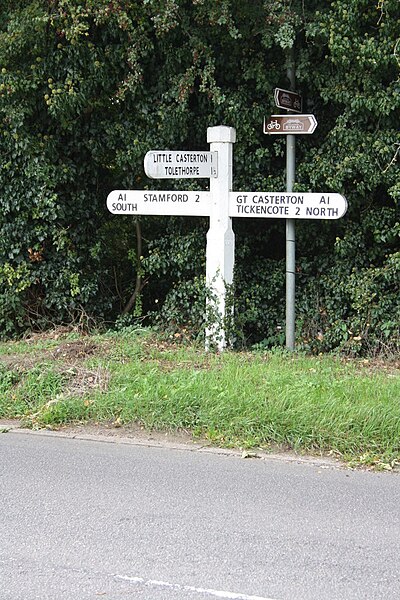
107,125 -> 347,351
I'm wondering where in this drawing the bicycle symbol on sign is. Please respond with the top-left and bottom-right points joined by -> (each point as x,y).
267,119 -> 281,130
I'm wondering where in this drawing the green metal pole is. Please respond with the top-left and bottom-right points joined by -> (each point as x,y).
286,136 -> 296,350
285,49 -> 296,351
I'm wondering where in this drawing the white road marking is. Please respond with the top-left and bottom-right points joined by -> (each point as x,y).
115,574 -> 280,600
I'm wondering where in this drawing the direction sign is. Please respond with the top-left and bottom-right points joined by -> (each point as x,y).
108,125 -> 350,352
274,88 -> 302,113
229,192 -> 347,220
263,114 -> 317,135
144,150 -> 217,179
107,190 -> 211,216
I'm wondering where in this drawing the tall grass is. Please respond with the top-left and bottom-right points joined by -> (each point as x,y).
1,330 -> 399,466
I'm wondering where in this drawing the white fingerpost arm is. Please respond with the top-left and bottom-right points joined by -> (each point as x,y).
205,125 -> 236,351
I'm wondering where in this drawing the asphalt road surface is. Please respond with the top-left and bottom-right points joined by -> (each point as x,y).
1,430 -> 400,600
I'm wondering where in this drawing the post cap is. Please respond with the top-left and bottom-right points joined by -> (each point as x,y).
207,125 -> 236,144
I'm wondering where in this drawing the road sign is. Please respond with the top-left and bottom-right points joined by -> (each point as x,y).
263,114 -> 317,135
107,190 -> 211,216
229,192 -> 347,220
274,88 -> 302,113
144,150 -> 217,179
108,127 -> 347,352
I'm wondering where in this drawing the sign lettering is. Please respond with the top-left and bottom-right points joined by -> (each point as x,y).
144,151 -> 218,179
107,190 -> 211,216
229,192 -> 347,219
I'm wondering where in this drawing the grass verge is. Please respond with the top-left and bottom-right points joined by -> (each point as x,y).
0,328 -> 399,469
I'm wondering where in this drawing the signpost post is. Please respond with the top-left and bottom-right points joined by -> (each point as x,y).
107,125 -> 347,352
205,126 -> 236,350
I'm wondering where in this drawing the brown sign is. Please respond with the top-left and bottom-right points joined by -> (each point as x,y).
274,88 -> 303,113
263,114 -> 317,135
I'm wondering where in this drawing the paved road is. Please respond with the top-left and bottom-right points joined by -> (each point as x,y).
1,431 -> 399,600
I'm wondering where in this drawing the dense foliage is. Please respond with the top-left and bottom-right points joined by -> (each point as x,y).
0,0 -> 399,353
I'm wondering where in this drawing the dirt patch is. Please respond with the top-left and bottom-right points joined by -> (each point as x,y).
0,339 -> 107,371
0,417 -> 207,449
51,339 -> 99,360
343,356 -> 400,376
0,338 -> 111,398
58,421 -> 202,445
0,353 -> 41,371
60,365 -> 111,396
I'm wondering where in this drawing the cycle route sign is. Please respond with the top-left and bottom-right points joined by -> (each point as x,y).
264,114 -> 317,135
